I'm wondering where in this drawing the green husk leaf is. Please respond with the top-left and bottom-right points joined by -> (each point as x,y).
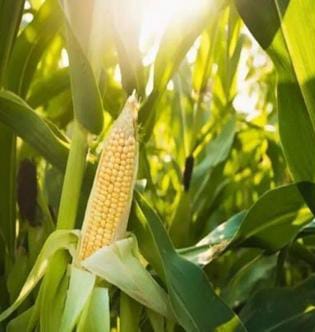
81,237 -> 172,319
60,266 -> 95,332
77,287 -> 110,332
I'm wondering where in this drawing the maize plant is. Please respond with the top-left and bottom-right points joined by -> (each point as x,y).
0,0 -> 315,331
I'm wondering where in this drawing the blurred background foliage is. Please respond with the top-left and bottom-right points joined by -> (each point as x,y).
1,0 -> 315,330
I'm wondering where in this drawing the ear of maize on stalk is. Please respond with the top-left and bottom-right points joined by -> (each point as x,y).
78,95 -> 139,260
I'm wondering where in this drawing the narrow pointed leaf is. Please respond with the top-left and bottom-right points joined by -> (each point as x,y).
134,193 -> 245,332
6,0 -> 62,97
61,1 -> 104,134
0,90 -> 69,170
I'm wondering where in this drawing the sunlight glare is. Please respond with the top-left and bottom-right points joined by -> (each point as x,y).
60,48 -> 69,68
140,0 -> 208,55
114,65 -> 122,83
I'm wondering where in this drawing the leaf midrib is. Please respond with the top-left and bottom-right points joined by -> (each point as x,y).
267,308 -> 315,331
240,207 -> 310,242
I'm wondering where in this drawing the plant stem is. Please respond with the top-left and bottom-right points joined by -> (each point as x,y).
57,121 -> 88,229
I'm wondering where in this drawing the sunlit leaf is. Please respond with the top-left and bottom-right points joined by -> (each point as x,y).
234,184 -> 313,251
235,0 -> 315,182
27,67 -> 70,108
6,0 -> 62,97
61,0 -> 104,134
0,0 -> 25,84
109,0 -> 145,96
139,0 -> 227,137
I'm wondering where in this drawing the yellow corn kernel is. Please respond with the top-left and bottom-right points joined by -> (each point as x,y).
78,95 -> 139,261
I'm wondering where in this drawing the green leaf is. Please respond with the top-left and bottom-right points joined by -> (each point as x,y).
296,181 -> 315,216
171,71 -> 194,158
130,201 -> 165,280
0,230 -> 79,322
299,219 -> 315,238
0,90 -> 69,171
234,184 -> 313,251
190,118 -> 236,229
198,211 -> 244,247
82,237 -> 172,319
0,125 -> 16,260
6,0 -> 62,97
61,1 -> 104,134
77,287 -> 110,332
240,276 -> 315,331
222,254 -> 276,307
39,252 -> 69,332
6,307 -> 33,332
7,252 -> 29,303
134,193 -> 245,332
0,0 -> 25,84
27,67 -> 70,108
178,211 -> 246,266
60,266 -> 95,332
192,116 -> 236,186
0,0 -> 25,265
147,309 -> 166,332
235,0 -> 315,182
169,191 -> 193,247
192,163 -> 228,235
181,183 -> 314,264
192,19 -> 219,95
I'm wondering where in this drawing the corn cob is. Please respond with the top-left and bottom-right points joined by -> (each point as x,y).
78,95 -> 139,260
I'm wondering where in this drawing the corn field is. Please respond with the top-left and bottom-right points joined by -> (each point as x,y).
0,0 -> 315,331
